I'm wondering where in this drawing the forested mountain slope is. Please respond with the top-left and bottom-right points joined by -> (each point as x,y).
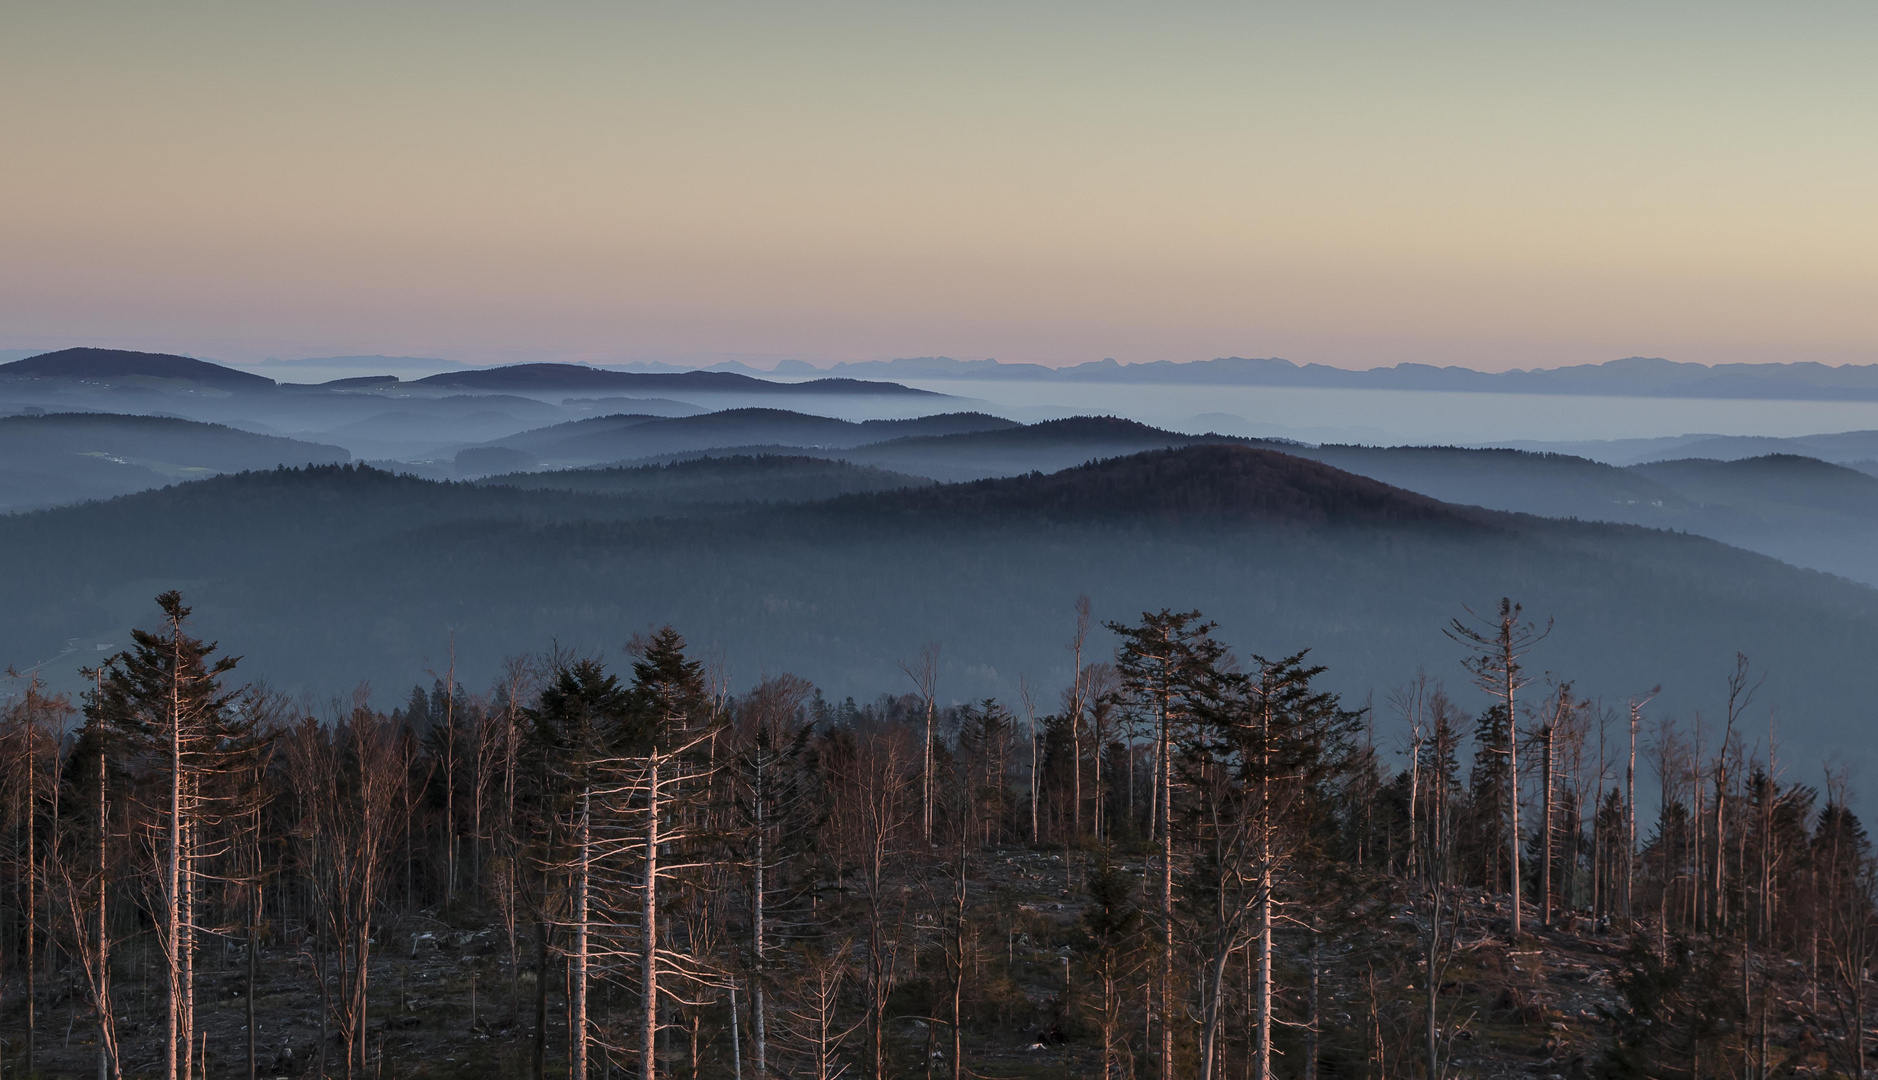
0,412 -> 350,510
481,454 -> 930,501
1,447 -> 1870,776
0,346 -> 275,389
487,408 -> 1019,466
1293,445 -> 1685,519
831,416 -> 1282,481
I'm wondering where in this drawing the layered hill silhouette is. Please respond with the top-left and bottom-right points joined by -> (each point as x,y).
412,362 -> 935,397
446,411 -> 1878,582
481,454 -> 929,502
488,408 -> 1019,465
0,412 -> 350,511
1282,445 -> 1878,584
787,353 -> 1878,401
1,347 -> 275,389
2,446 -> 1871,780
833,416 -> 1285,481
515,413 -> 1275,480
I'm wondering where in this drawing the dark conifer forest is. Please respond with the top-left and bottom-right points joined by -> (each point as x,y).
0,579 -> 1871,1080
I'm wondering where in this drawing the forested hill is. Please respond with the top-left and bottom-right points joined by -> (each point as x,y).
481,454 -> 930,501
0,346 -> 275,389
1,448 -> 1874,780
824,443 -> 1470,529
489,407 -> 1018,465
0,411 -> 351,510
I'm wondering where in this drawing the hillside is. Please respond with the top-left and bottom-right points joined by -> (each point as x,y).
0,347 -> 276,389
482,454 -> 931,501
1631,453 -> 1878,514
1,447 -> 1873,778
485,408 -> 1017,466
1295,445 -> 1685,519
1210,443 -> 1878,585
0,412 -> 351,511
833,416 -> 1275,481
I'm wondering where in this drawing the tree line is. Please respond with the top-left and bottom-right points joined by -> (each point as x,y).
0,591 -> 1871,1080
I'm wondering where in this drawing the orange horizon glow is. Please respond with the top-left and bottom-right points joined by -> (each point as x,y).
4,2 -> 1876,372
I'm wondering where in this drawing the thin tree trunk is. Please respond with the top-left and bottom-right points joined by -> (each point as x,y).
1542,721 -> 1555,928
1159,682 -> 1175,1080
182,811 -> 196,1080
753,772 -> 767,1080
100,705 -> 117,1080
23,704 -> 37,1078
729,981 -> 743,1080
167,648 -> 183,1080
1627,702 -> 1639,926
1255,814 -> 1274,1080
534,918 -> 549,1080
644,757 -> 661,1080
574,786 -> 591,1080
248,890 -> 258,1080
1505,659 -> 1521,942
1425,885 -> 1442,1080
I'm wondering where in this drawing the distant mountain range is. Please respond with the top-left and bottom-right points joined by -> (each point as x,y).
481,408 -> 1021,468
0,348 -> 932,398
449,412 -> 1878,585
410,363 -> 937,396
3,447 -> 1872,783
12,396 -> 1878,587
18,346 -> 1878,402
730,354 -> 1878,402
1,347 -> 277,390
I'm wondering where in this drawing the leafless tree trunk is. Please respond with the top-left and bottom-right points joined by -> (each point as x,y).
901,645 -> 940,847
1447,599 -> 1548,942
642,756 -> 660,1080
1067,597 -> 1093,844
573,785 -> 591,1080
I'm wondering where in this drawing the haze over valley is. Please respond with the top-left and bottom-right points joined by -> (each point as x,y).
6,347 -> 1878,759
8,5 -> 1878,1077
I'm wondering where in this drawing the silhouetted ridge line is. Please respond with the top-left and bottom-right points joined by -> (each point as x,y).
412,363 -> 938,395
818,444 -> 1475,528
2,348 -> 275,389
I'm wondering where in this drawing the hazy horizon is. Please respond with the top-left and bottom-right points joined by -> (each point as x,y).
15,345 -> 1878,377
8,2 -> 1878,371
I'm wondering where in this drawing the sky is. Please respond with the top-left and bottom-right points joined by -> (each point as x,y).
3,2 -> 1876,371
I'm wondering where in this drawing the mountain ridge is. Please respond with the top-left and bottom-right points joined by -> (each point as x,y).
413,362 -> 937,397
1,347 -> 276,389
755,354 -> 1878,401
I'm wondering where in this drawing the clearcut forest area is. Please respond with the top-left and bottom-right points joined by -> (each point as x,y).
0,349 -> 1874,1080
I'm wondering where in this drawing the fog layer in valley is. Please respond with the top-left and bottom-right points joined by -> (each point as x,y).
4,347 -> 1876,790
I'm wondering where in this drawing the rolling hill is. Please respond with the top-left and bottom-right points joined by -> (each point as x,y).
413,363 -> 937,396
0,347 -> 276,389
466,413 -> 1878,582
1279,446 -> 1878,585
1,447 -> 1871,780
480,454 -> 930,502
0,412 -> 350,511
488,408 -> 1019,466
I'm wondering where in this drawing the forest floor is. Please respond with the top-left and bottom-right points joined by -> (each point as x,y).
6,849 -> 1811,1079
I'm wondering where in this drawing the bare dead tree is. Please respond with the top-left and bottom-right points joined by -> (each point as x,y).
1446,598 -> 1549,942
283,695 -> 409,1080
899,645 -> 940,847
